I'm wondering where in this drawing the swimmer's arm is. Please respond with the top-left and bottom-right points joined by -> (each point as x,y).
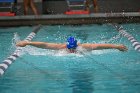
80,44 -> 127,51
16,41 -> 66,50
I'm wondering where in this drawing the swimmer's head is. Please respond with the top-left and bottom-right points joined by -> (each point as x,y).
67,36 -> 78,49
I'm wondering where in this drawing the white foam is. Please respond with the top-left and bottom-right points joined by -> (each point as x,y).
91,49 -> 118,55
22,46 -> 85,57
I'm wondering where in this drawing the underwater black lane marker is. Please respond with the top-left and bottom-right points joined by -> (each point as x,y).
0,25 -> 42,76
113,24 -> 140,52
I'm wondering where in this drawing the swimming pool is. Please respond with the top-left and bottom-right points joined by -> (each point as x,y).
0,24 -> 140,93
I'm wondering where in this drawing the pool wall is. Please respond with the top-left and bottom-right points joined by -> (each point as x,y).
0,0 -> 140,26
0,12 -> 140,27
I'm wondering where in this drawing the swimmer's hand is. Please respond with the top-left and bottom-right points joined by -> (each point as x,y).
117,45 -> 128,51
16,41 -> 29,47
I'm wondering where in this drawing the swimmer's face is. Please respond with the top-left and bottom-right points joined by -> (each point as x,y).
68,48 -> 76,53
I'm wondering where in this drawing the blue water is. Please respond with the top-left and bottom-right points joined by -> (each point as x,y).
0,24 -> 140,93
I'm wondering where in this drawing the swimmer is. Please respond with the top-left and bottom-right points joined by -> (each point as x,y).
16,36 -> 127,53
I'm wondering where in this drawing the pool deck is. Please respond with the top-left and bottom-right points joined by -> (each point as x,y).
0,12 -> 140,27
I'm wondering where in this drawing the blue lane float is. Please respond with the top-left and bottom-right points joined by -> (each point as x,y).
113,24 -> 140,52
0,25 -> 41,77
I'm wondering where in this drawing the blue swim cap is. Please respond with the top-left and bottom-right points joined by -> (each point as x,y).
67,36 -> 78,49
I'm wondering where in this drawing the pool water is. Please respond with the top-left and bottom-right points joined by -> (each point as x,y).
0,24 -> 140,93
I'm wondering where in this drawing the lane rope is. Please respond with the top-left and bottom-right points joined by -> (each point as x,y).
113,23 -> 140,52
0,25 -> 42,77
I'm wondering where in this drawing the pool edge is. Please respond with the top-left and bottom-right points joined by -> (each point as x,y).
0,12 -> 140,27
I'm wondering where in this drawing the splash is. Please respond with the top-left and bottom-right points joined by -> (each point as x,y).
12,32 -> 21,47
91,49 -> 118,55
14,32 -> 21,42
9,32 -> 21,52
20,46 -> 86,57
100,33 -> 122,44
